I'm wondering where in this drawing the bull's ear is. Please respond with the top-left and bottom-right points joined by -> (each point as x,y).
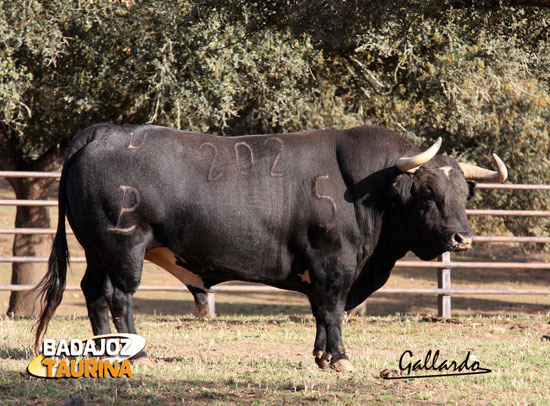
467,181 -> 476,201
390,173 -> 413,205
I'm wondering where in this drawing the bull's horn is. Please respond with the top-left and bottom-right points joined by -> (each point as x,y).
396,137 -> 442,173
459,154 -> 508,183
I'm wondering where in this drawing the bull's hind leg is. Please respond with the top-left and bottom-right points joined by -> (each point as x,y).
81,248 -> 145,358
108,283 -> 138,334
103,249 -> 146,335
81,254 -> 111,335
144,247 -> 215,319
188,286 -> 215,319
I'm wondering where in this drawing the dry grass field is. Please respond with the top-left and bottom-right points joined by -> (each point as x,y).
1,179 -> 549,405
1,313 -> 550,405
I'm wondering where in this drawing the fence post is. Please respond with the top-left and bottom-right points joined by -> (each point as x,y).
438,251 -> 451,318
207,292 -> 216,317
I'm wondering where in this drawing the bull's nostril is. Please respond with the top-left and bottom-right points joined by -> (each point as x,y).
454,233 -> 465,244
452,233 -> 473,251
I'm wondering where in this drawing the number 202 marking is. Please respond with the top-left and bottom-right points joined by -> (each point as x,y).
199,142 -> 223,181
264,138 -> 284,178
234,142 -> 255,176
200,138 -> 285,180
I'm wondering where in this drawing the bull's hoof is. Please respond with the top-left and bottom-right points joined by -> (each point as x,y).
193,304 -> 214,319
315,356 -> 330,369
330,358 -> 354,372
314,351 -> 330,369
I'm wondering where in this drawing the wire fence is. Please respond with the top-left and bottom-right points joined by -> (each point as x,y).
1,171 -> 549,317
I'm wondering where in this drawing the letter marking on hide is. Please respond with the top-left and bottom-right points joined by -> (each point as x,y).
126,132 -> 147,150
264,138 -> 285,178
199,142 -> 223,181
235,142 -> 254,176
313,175 -> 337,227
108,186 -> 141,233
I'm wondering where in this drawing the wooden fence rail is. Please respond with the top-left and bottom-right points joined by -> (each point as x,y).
1,171 -> 549,317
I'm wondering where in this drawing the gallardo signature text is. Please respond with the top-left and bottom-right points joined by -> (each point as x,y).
384,349 -> 492,379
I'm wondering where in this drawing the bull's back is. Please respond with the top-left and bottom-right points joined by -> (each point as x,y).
64,125 -> 352,280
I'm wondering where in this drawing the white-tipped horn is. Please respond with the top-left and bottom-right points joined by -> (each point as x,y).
396,137 -> 442,173
459,154 -> 508,183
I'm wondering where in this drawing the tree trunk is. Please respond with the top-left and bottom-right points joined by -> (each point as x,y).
7,177 -> 55,316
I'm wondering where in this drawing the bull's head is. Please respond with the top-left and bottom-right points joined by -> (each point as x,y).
391,138 -> 507,260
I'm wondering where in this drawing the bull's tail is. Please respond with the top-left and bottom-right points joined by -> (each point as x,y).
32,123 -> 115,352
33,163 -> 70,352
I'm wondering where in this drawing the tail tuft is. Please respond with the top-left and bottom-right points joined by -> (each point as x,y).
32,229 -> 69,352
31,161 -> 71,353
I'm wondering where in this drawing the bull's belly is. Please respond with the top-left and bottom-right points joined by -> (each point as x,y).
145,247 -> 208,290
144,245 -> 292,291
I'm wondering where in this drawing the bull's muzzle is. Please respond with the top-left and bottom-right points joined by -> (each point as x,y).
451,233 -> 473,252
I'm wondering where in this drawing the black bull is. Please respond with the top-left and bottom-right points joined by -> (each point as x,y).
34,124 -> 507,371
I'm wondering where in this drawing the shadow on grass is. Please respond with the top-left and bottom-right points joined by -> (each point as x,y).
367,293 -> 550,316
132,289 -> 550,319
0,345 -> 33,360
132,291 -> 311,317
0,371 -> 257,406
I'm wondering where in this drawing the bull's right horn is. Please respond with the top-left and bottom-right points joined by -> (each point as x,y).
396,137 -> 442,173
459,154 -> 508,183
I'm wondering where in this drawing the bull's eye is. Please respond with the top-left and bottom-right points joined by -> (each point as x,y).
421,187 -> 434,200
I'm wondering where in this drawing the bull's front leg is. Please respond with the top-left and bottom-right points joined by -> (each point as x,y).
309,300 -> 328,368
304,254 -> 355,372
308,294 -> 354,372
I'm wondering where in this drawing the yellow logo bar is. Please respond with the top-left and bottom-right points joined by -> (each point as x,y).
27,333 -> 145,379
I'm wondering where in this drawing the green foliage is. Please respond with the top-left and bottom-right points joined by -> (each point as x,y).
0,0 -> 355,159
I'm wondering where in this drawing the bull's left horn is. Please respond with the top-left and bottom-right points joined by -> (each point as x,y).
459,154 -> 508,183
396,137 -> 442,173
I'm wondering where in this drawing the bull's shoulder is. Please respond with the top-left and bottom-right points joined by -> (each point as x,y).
277,125 -> 413,152
330,125 -> 421,158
